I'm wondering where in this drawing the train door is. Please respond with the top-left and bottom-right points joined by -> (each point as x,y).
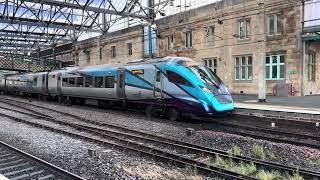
57,73 -> 62,94
117,68 -> 125,99
154,69 -> 162,98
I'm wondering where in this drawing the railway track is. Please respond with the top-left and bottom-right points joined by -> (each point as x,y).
0,141 -> 84,180
1,96 -> 319,150
205,116 -> 320,150
0,97 -> 319,179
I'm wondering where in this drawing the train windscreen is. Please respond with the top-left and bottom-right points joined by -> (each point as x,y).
188,66 -> 222,86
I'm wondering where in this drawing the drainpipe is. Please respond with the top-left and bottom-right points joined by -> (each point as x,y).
300,0 -> 305,96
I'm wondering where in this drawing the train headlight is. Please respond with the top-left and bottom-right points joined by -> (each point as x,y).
199,85 -> 211,93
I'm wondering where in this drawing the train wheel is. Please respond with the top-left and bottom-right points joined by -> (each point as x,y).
145,105 -> 153,118
167,108 -> 179,121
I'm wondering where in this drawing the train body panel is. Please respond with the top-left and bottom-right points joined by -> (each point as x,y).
2,57 -> 234,117
0,75 -> 5,92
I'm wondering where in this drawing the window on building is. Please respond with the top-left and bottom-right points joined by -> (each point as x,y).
235,56 -> 253,80
84,50 -> 90,63
62,78 -> 68,87
76,77 -> 84,87
205,27 -> 215,46
111,46 -> 116,58
85,77 -> 93,87
204,58 -> 217,73
184,31 -> 193,48
128,43 -> 133,56
268,14 -> 283,36
167,70 -> 193,87
167,35 -> 174,50
68,78 -> 76,87
105,76 -> 115,88
308,53 -> 316,81
94,77 -> 103,88
266,55 -> 285,80
239,19 -> 251,39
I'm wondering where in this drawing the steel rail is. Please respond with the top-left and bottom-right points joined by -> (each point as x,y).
0,108 -> 253,180
0,141 -> 84,180
0,98 -> 319,179
1,97 -> 320,149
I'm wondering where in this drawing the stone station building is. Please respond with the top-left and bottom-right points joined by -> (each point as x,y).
56,0 -> 320,96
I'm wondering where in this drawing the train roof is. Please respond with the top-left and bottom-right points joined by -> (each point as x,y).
58,56 -> 192,72
4,56 -> 193,76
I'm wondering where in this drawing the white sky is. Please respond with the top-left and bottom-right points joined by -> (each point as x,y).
78,0 -> 221,40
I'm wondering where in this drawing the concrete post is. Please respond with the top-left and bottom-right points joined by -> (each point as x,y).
258,1 -> 266,102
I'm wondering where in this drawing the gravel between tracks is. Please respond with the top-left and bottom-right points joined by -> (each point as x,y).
0,115 -> 204,180
1,95 -> 320,175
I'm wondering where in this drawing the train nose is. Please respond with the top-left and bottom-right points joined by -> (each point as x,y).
211,95 -> 234,112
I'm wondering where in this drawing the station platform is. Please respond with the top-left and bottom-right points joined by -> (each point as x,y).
233,94 -> 320,122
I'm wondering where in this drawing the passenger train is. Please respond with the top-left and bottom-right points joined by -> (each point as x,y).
0,57 -> 234,120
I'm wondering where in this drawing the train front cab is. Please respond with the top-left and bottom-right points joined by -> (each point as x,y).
162,59 -> 234,120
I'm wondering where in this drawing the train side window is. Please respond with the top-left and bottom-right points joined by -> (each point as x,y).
94,77 -> 103,88
76,77 -> 84,87
62,78 -> 68,87
68,78 -> 76,87
85,77 -> 93,88
167,70 -> 193,87
156,71 -> 161,82
33,77 -> 37,86
105,76 -> 115,88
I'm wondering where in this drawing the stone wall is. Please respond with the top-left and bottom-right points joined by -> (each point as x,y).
73,0 -> 310,96
74,25 -> 144,66
157,0 -> 303,95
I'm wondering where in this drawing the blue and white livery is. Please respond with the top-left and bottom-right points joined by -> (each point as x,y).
0,57 -> 234,120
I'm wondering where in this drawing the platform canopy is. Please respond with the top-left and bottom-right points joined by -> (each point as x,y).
0,0 -> 172,56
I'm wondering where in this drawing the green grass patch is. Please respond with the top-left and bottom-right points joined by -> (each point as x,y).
209,155 -> 305,180
256,170 -> 281,180
228,145 -> 241,156
251,145 -> 266,160
267,152 -> 278,161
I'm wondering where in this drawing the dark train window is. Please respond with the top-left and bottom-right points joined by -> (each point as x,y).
167,70 -> 193,87
33,77 -> 37,86
62,78 -> 68,86
156,71 -> 161,82
119,74 -> 124,88
105,76 -> 115,88
94,77 -> 103,88
76,77 -> 84,87
85,77 -> 93,88
68,78 -> 76,87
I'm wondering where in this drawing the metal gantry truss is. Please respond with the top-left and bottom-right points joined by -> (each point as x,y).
0,0 -> 171,70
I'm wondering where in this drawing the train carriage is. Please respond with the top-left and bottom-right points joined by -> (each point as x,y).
2,57 -> 234,120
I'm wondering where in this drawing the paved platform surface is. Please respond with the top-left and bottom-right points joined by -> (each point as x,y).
233,94 -> 320,115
